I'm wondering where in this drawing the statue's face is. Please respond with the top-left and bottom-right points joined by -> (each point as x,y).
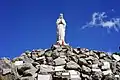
59,14 -> 63,19
59,16 -> 63,19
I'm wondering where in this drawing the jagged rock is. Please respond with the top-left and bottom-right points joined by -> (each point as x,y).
32,62 -> 39,67
20,76 -> 34,80
85,56 -> 94,61
0,74 -> 15,80
37,50 -> 45,57
59,52 -> 66,58
92,64 -> 98,69
73,48 -> 80,54
70,55 -> 78,63
66,61 -> 80,70
17,63 -> 35,75
112,54 -> 120,61
1,45 -> 120,80
23,68 -> 37,77
46,57 -> 53,65
2,69 -> 11,75
45,50 -> 53,57
99,53 -> 106,58
54,65 -> 65,72
78,58 -> 88,66
35,56 -> 46,64
91,72 -> 102,80
81,73 -> 90,79
38,74 -> 52,80
31,53 -> 38,60
54,57 -> 66,66
102,69 -> 112,76
0,60 -> 11,75
67,51 -> 76,56
14,61 -> 23,66
39,65 -> 54,73
101,61 -> 110,70
82,65 -> 91,74
111,61 -> 117,74
52,50 -> 60,59
77,54 -> 86,58
68,70 -> 81,80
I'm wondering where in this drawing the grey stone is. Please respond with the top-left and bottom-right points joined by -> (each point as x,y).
102,69 -> 112,76
91,72 -> 102,80
23,68 -> 37,77
112,54 -> 120,61
81,73 -> 90,79
70,56 -> 78,63
78,58 -> 88,66
21,76 -> 34,80
0,60 -> 11,75
45,50 -> 53,57
99,53 -> 106,58
2,69 -> 11,75
82,65 -> 91,74
85,56 -> 94,61
32,62 -> 40,67
77,54 -> 86,58
69,70 -> 81,80
101,61 -> 110,70
54,65 -> 65,72
52,50 -> 60,59
66,61 -> 80,70
67,51 -> 76,56
39,65 -> 54,73
14,61 -> 23,66
31,53 -> 38,60
54,57 -> 66,66
59,52 -> 66,58
73,48 -> 80,54
46,57 -> 53,65
38,74 -> 52,80
17,63 -> 35,75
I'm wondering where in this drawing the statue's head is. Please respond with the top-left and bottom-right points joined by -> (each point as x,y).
59,13 -> 63,19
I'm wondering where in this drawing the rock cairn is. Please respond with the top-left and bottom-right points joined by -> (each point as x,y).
0,45 -> 120,80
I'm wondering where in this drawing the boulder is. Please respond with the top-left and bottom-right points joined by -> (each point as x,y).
73,49 -> 79,54
0,60 -> 11,75
81,73 -> 90,79
101,61 -> 110,70
102,69 -> 112,76
91,72 -> 102,80
2,69 -> 11,75
46,57 -> 53,65
112,54 -> 120,61
39,65 -> 54,73
54,57 -> 66,66
54,65 -> 65,72
82,65 -> 91,74
78,58 -> 88,66
21,76 -> 34,80
17,63 -> 35,75
38,74 -> 52,80
66,61 -> 80,70
14,61 -> 23,66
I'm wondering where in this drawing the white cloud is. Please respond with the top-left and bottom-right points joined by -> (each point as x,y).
82,11 -> 120,32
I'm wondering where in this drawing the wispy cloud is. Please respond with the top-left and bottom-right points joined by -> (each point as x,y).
82,11 -> 120,32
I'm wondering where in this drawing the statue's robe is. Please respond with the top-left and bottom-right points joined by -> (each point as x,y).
56,18 -> 66,45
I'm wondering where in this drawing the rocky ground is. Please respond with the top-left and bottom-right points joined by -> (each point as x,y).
0,45 -> 120,80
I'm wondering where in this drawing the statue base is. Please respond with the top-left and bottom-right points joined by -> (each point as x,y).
56,40 -> 69,46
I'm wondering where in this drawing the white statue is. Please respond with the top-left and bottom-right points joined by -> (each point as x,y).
56,13 -> 66,45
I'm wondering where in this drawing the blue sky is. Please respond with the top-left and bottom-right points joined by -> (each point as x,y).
0,0 -> 120,58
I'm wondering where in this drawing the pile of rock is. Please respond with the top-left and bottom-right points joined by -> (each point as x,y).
0,45 -> 120,80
